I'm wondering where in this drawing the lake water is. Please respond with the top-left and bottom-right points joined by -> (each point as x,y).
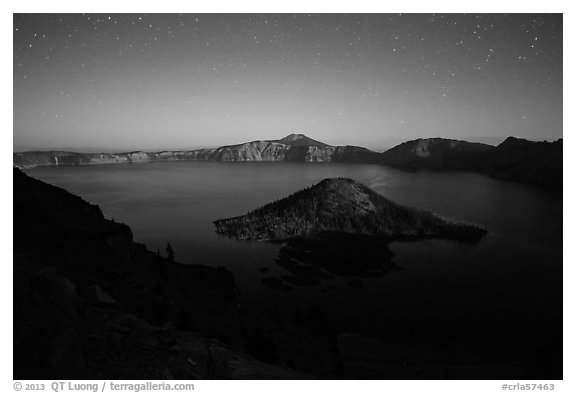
26,161 -> 562,364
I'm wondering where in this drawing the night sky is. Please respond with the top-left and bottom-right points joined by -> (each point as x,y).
13,14 -> 563,151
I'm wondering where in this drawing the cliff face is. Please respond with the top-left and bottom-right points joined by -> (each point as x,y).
210,141 -> 291,162
13,150 -> 154,167
13,135 -> 562,188
13,168 -> 341,379
214,177 -> 487,242
12,149 -> 215,167
155,148 -> 216,161
13,134 -> 378,167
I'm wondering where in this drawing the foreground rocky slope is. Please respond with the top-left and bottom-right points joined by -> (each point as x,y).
13,168 -> 341,379
214,178 -> 487,243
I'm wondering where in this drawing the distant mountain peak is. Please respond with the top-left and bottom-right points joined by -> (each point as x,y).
278,133 -> 330,148
282,133 -> 307,140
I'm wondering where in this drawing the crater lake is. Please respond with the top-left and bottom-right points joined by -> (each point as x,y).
24,161 -> 562,375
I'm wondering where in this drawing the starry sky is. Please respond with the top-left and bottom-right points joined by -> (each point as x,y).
13,13 -> 563,152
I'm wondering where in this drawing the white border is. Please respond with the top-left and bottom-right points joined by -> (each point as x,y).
4,2 -> 572,392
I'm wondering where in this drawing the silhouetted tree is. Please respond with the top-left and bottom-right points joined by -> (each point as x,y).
154,248 -> 166,275
166,242 -> 175,263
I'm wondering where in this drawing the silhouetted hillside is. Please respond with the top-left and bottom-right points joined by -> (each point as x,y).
379,138 -> 494,170
484,137 -> 562,188
378,137 -> 562,188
